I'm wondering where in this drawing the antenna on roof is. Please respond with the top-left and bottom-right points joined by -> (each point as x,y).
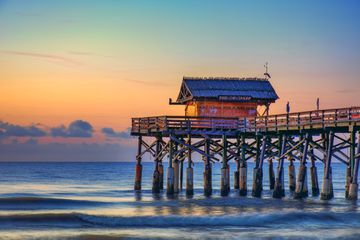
264,62 -> 271,79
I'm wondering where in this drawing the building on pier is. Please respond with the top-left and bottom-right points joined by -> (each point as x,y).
169,77 -> 279,117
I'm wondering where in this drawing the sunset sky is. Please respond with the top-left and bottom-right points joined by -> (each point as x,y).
0,0 -> 359,161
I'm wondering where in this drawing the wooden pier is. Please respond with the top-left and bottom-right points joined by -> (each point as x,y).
132,107 -> 360,200
131,77 -> 360,200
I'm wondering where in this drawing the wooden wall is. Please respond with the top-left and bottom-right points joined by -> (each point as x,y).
185,100 -> 257,118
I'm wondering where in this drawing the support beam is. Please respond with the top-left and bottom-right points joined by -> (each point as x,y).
273,135 -> 287,198
268,157 -> 275,190
134,136 -> 143,191
346,130 -> 356,198
186,135 -> 194,196
288,157 -> 296,192
348,132 -> 360,200
310,150 -> 319,196
166,138 -> 174,195
152,137 -> 162,193
294,134 -> 310,199
321,131 -> 335,200
252,136 -> 267,198
204,138 -> 212,196
173,142 -> 180,193
239,136 -> 247,196
221,135 -> 230,196
234,136 -> 240,190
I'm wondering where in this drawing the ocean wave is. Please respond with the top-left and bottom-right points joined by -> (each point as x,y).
0,211 -> 359,229
0,197 -> 111,210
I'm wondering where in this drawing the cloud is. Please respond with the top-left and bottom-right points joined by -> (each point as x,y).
101,127 -> 132,139
0,50 -> 81,66
51,120 -> 94,138
0,121 -> 47,137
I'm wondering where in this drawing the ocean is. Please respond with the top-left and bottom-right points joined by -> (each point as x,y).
0,161 -> 359,240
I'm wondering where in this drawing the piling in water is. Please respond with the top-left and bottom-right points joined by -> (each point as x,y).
269,158 -> 275,190
134,163 -> 142,191
220,135 -> 230,196
294,165 -> 308,199
234,168 -> 240,190
204,163 -> 212,196
252,168 -> 262,197
173,160 -> 179,193
186,167 -> 194,196
166,139 -> 175,195
152,164 -> 160,193
321,132 -> 334,200
159,164 -> 164,190
288,158 -> 296,192
345,166 -> 351,199
273,135 -> 286,199
239,162 -> 247,196
348,132 -> 360,200
310,164 -> 319,196
204,139 -> 212,196
134,136 -> 143,191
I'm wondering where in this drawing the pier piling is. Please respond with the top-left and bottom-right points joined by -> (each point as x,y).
239,136 -> 247,196
321,132 -> 335,200
134,136 -> 143,191
166,139 -> 175,195
269,158 -> 275,190
204,139 -> 212,196
186,136 -> 194,196
152,137 -> 162,193
294,134 -> 309,199
348,132 -> 360,200
288,157 -> 296,192
309,150 -> 319,196
221,135 -> 230,196
273,135 -> 286,198
252,136 -> 266,198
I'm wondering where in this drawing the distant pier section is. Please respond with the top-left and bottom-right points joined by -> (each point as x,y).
131,76 -> 360,200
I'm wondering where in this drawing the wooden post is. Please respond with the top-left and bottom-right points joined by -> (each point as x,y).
152,137 -> 162,193
294,134 -> 310,199
348,132 -> 360,200
310,150 -> 319,196
239,135 -> 247,196
180,159 -> 184,191
173,142 -> 179,193
204,138 -> 212,196
288,157 -> 296,192
321,131 -> 334,200
186,135 -> 194,196
273,135 -> 287,198
346,129 -> 356,198
134,136 -> 143,191
166,138 -> 174,195
221,135 -> 230,196
269,157 -> 275,190
252,136 -> 266,198
234,136 -> 240,190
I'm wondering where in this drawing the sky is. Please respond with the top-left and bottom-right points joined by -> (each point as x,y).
0,0 -> 359,161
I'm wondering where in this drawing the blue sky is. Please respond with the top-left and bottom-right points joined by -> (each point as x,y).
0,0 -> 359,161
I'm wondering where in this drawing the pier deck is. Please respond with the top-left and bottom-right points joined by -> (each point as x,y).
131,107 -> 360,137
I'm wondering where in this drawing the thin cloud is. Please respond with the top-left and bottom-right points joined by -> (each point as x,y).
51,120 -> 94,138
102,127 -> 132,139
0,121 -> 47,137
0,50 -> 82,66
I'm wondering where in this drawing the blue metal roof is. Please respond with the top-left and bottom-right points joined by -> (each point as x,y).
176,77 -> 279,103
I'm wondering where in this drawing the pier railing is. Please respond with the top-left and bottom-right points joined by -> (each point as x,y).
131,107 -> 360,135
